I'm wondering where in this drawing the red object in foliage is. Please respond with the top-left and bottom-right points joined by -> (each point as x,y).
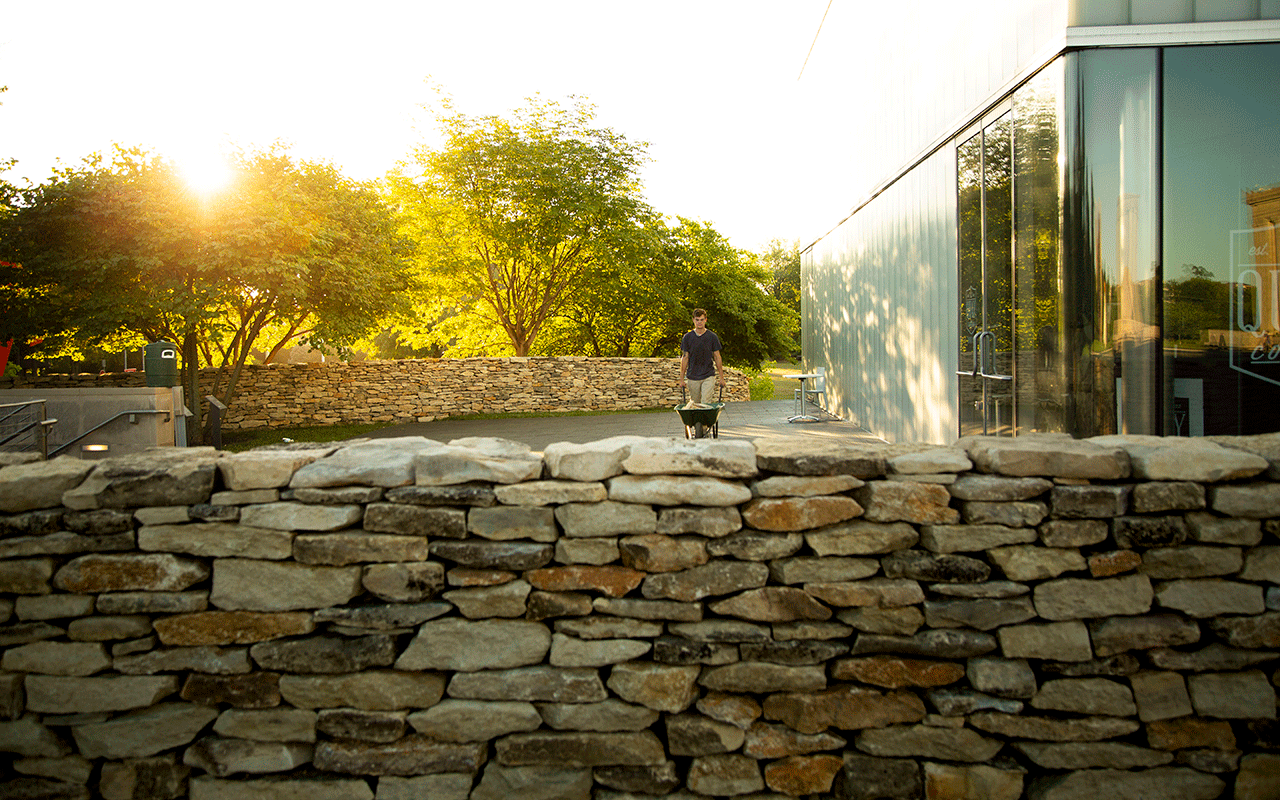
0,340 -> 10,377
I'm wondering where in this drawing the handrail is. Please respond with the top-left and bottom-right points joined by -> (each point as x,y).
0,399 -> 54,458
48,409 -> 172,458
0,399 -> 48,426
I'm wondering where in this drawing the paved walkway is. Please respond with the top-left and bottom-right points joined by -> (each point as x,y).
362,400 -> 884,451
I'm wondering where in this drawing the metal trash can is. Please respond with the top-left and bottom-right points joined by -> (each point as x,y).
144,341 -> 180,387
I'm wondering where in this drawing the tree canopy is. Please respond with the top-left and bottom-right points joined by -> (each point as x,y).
0,146 -> 412,437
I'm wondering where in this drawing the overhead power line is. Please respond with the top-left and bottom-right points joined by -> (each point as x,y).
797,0 -> 833,81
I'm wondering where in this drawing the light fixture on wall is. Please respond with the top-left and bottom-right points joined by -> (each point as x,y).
81,443 -> 110,460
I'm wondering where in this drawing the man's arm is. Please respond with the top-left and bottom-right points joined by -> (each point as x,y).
714,350 -> 724,386
679,353 -> 688,386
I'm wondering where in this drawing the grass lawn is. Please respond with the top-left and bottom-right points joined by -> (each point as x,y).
764,360 -> 802,400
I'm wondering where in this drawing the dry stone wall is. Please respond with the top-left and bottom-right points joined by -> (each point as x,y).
0,358 -> 750,431
1,432 -> 1279,800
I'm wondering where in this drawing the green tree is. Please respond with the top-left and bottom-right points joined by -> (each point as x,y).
0,146 -> 411,438
390,96 -> 652,356
759,238 -> 801,315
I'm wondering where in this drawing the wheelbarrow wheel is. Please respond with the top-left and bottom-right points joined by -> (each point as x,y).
694,422 -> 708,439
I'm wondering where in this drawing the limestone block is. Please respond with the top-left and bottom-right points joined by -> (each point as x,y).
591,596 -> 703,622
987,545 -> 1086,581
685,754 -> 764,796
1014,742 -> 1171,769
961,500 -> 1048,527
808,578 -> 924,608
98,757 -> 189,800
139,522 -> 294,560
555,501 -> 656,537
375,775 -> 470,800
751,474 -> 863,497
96,591 -> 208,615
1088,614 -> 1200,656
999,621 -> 1093,662
606,663 -> 700,713
0,717 -> 69,757
805,520 -> 918,555
211,559 -> 361,611
1236,753 -> 1280,800
1208,611 -> 1280,648
742,721 -> 845,759
763,685 -> 925,735
1049,484 -> 1130,518
543,436 -> 646,482
607,474 -> 751,507
315,708 -> 405,743
964,435 -> 1128,479
219,450 -> 324,490
288,438 -> 439,489
926,688 -> 1023,716
922,762 -> 1025,800
363,503 -> 465,538
383,483 -> 494,508
740,495 -> 863,531
0,641 -> 107,676
833,656 -> 964,689
361,562 -> 446,603
619,535 -> 708,573
836,753 -> 922,800
467,506 -> 558,542
492,480 -> 606,506
753,438 -> 886,477
450,666 -> 608,704
882,551 -> 990,583
1139,546 -> 1242,578
665,712 -> 746,756
764,754 -> 844,796
528,566 -> 643,598
414,442 -> 542,486
555,617 -> 663,640
1209,482 -> 1280,518
184,737 -> 313,776
1026,766 -> 1223,800
1131,481 -> 1205,513
0,559 -> 53,595
72,702 -> 219,759
314,735 -> 487,776
189,776 -> 374,800
554,537 -> 620,565
408,699 -> 542,742
13,594 -> 94,621
1147,642 -> 1278,672
495,730 -> 666,768
54,553 -> 208,593
213,708 -> 317,742
920,524 -> 1037,553
251,635 -> 396,674
855,724 -> 1002,761
154,611 -> 314,647
967,658 -> 1036,699
470,764 -> 592,800
313,602 -> 449,634
396,618 -> 550,672
0,531 -> 136,560
929,581 -> 1029,598
1089,549 -> 1142,576
620,438 -> 757,478
293,533 -> 432,566
838,606 -> 925,635
853,481 -> 958,524
1184,512 -> 1263,545
1187,671 -> 1277,719
1033,574 -> 1152,620
277,671 -> 446,711
15,754 -> 92,785
536,699 -> 659,732
1039,519 -> 1109,547
654,506 -> 742,537
1112,515 -> 1189,548
1242,545 -> 1280,583
443,580 -> 531,619
641,560 -> 768,602
239,502 -> 363,532
968,711 -> 1138,741
63,453 -> 218,510
25,674 -> 178,714
1154,578 -> 1265,617
889,448 -> 972,475
1128,671 -> 1193,722
0,457 -> 95,512
709,587 -> 834,622
699,663 -> 826,694
1031,678 -> 1136,716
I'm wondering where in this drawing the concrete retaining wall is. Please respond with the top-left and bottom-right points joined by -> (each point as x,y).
1,432 -> 1278,799
0,358 -> 751,431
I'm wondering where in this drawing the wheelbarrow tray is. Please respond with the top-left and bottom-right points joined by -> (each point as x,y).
675,402 -> 725,438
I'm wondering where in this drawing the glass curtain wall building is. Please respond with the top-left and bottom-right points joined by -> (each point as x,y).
803,1 -> 1280,443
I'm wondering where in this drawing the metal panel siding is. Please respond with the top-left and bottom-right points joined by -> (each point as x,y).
805,150 -> 958,444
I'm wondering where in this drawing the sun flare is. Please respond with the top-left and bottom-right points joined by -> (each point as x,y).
176,148 -> 234,197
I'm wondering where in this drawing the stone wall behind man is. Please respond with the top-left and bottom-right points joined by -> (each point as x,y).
1,432 -> 1279,799
0,358 -> 751,431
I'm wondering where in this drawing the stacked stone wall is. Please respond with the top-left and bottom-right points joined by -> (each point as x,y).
1,431 -> 1279,799
0,358 -> 750,431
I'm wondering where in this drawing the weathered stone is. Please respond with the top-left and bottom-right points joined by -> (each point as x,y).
855,723 -> 1003,761
536,699 -> 659,732
429,540 -> 554,569
0,458 -> 96,512
1131,481 -> 1205,513
1112,515 -> 1188,548
210,559 -> 361,612
449,666 -> 608,704
543,436 -> 645,482
742,721 -> 845,759
314,735 -> 487,775
988,545 -> 1087,582
1187,671 -> 1277,719
1129,671 -> 1193,721
1208,611 -> 1280,648
554,537 -> 620,565
493,480 -> 607,506
922,762 -> 1025,800
408,699 -> 542,742
969,711 -> 1139,741
998,621 -> 1093,661
763,685 -> 926,735
1039,519 -> 1109,547
0,530 -> 136,560
620,438 -> 758,478
554,617 -> 663,640
654,506 -> 742,537
72,702 -> 219,759
926,688 -> 1024,716
607,474 -> 751,507
741,639 -> 849,665
53,554 -> 207,593
361,562 -> 446,603
774,619 -> 854,640
593,762 -> 682,795
209,708 -> 315,744
923,597 -> 1036,630
64,452 -> 220,511
384,482 -> 496,507
527,566 -> 643,598
496,730 -> 665,767
278,671 -> 445,711
707,529 -> 804,560
652,637 -> 738,665
965,436 -> 1128,479
14,594 -> 95,621
189,503 -> 241,522
1209,482 -> 1280,518
313,602 -> 450,633
1185,511 -> 1263,545
555,501 -> 656,537
363,503 -> 465,538
549,634 -> 650,667
239,502 -> 363,532
1146,642 -> 1279,672
1014,741 -> 1171,769
1031,678 -> 1136,716
960,501 -> 1048,528
764,754 -> 844,797
1173,748 -> 1240,773
919,524 -> 1036,554
740,495 -> 863,531
0,717 -> 69,757
833,656 -> 964,688
700,662 -> 826,693
182,672 -> 282,709
641,560 -> 767,601
618,535 -> 708,573
1154,578 -> 1265,617
281,438 -> 430,489
752,474 -> 863,497
685,754 -> 764,796
293,533 -> 432,566
838,606 -> 925,635
770,556 -> 879,584
1042,654 -> 1142,676
1026,766 -> 1223,800
467,506 -> 557,542
665,713 -> 746,756
854,481 -> 958,524
835,753 -> 922,800
24,674 -> 177,714
138,522 -> 293,560
183,736 -> 312,777
1034,574 -> 1152,620
1049,485 -> 1130,518
607,663 -> 700,712
1139,546 -> 1242,578
437,580 -> 527,619
415,440 -> 543,486
115,646 -> 251,676
1088,549 -> 1142,577
882,551 -> 990,583
96,591 -> 208,615
710,587 -> 833,622
66,615 -> 151,643
396,618 -> 550,672
668,619 -> 770,643
470,764 -> 592,800
1242,545 -> 1280,582
251,635 -> 395,674
967,657 -> 1037,699
889,447 -> 972,475
218,449 -> 323,491
289,486 -> 383,505
1235,753 -> 1280,800
808,578 -> 924,608
0,621 -> 64,647
753,438 -> 886,477
188,775 -> 375,800
1088,614 -> 1200,656
806,520 -> 919,555
314,708 -> 405,743
592,596 -> 703,621
1147,717 -> 1237,751
96,757 -> 189,799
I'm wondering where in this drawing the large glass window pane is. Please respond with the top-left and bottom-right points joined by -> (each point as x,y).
1164,43 -> 1280,435
1013,61 -> 1066,434
1063,49 -> 1160,436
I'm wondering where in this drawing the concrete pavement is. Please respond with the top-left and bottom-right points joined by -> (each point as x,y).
361,399 -> 884,451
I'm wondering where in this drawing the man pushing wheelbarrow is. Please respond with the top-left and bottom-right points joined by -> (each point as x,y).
676,308 -> 726,439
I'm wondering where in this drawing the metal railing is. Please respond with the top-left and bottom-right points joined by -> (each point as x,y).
48,409 -> 172,458
0,399 -> 57,459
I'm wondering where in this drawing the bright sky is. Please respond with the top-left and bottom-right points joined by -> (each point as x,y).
0,0 -> 865,252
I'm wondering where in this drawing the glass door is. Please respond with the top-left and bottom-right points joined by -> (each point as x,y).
958,113 -> 1015,437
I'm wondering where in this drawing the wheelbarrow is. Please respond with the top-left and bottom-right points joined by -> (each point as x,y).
676,385 -> 725,439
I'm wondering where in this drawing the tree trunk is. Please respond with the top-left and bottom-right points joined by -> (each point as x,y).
181,331 -> 202,446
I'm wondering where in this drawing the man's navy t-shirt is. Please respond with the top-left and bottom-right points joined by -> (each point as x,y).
681,330 -> 722,381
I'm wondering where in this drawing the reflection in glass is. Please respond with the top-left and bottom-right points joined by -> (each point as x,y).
1164,44 -> 1280,435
